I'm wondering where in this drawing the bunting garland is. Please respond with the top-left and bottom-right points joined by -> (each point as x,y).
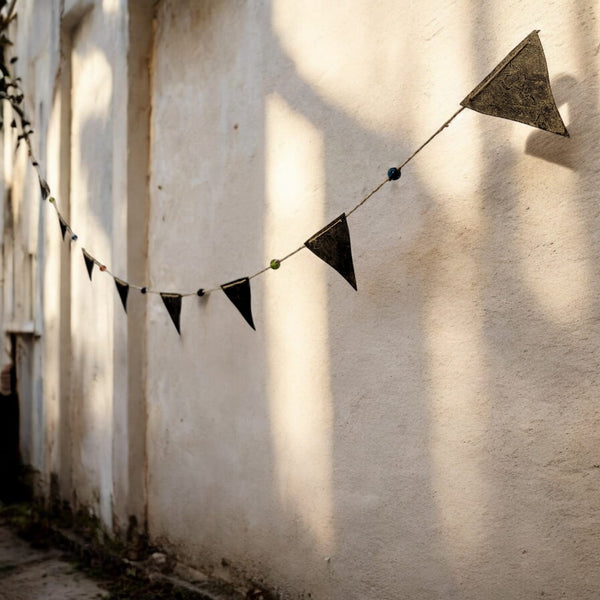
2,30 -> 569,334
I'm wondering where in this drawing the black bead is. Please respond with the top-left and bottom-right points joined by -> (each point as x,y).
387,167 -> 401,181
141,287 -> 147,294
197,288 -> 205,297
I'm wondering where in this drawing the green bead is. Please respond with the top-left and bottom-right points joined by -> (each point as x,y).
48,197 -> 55,203
270,259 -> 281,270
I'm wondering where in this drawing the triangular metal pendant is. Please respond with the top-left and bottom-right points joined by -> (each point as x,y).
305,213 -> 357,290
82,249 -> 95,281
114,278 -> 129,313
39,176 -> 50,200
461,30 -> 568,136
58,214 -> 67,240
160,293 -> 182,335
221,277 -> 255,330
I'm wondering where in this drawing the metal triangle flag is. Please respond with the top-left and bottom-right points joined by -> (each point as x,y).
160,293 -> 182,335
304,213 -> 357,290
39,175 -> 50,200
221,277 -> 255,330
114,278 -> 129,314
461,30 -> 568,136
82,249 -> 95,281
58,214 -> 67,240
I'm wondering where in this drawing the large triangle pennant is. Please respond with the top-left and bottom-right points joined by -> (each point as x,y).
58,214 -> 67,240
461,30 -> 568,137
160,293 -> 182,335
304,213 -> 357,290
114,278 -> 129,314
82,249 -> 95,280
221,277 -> 255,330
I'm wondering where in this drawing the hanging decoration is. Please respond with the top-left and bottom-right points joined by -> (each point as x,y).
461,30 -> 568,137
221,278 -> 255,330
82,249 -> 95,281
160,293 -> 183,335
58,214 -> 67,240
304,213 -> 357,291
38,175 -> 50,200
2,30 -> 569,335
114,278 -> 130,313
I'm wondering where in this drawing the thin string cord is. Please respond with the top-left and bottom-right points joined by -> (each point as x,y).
249,265 -> 271,280
14,101 -> 465,297
252,106 -> 466,278
397,107 -> 465,170
249,243 -> 304,279
346,106 -> 465,219
346,178 -> 390,218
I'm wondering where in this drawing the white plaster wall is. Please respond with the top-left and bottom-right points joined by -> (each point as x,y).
147,1 -> 600,599
4,1 -> 600,599
67,4 -> 115,526
4,0 -> 63,477
4,0 -> 131,529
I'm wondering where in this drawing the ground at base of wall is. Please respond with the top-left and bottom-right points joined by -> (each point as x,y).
0,518 -> 107,600
0,502 -> 269,600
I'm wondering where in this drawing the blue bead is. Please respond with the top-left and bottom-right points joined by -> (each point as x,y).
71,234 -> 78,241
387,167 -> 401,180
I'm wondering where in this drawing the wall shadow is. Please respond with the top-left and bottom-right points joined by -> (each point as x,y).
65,4 -> 118,529
36,2 -> 600,598
259,5 -> 458,598
261,6 -> 600,599
143,1 -> 277,590
525,75 -> 577,169
462,5 -> 600,597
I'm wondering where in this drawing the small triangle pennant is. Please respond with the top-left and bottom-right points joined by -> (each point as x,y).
39,176 -> 50,200
461,30 -> 568,136
82,249 -> 95,280
221,277 -> 255,330
58,214 -> 67,240
160,293 -> 182,335
304,213 -> 357,290
114,278 -> 129,313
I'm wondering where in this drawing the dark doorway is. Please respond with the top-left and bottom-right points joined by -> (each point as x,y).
0,335 -> 27,503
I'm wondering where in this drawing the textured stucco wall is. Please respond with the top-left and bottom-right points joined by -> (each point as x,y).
4,1 -> 600,599
2,0 -> 62,477
4,0 -> 132,530
146,1 -> 600,599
